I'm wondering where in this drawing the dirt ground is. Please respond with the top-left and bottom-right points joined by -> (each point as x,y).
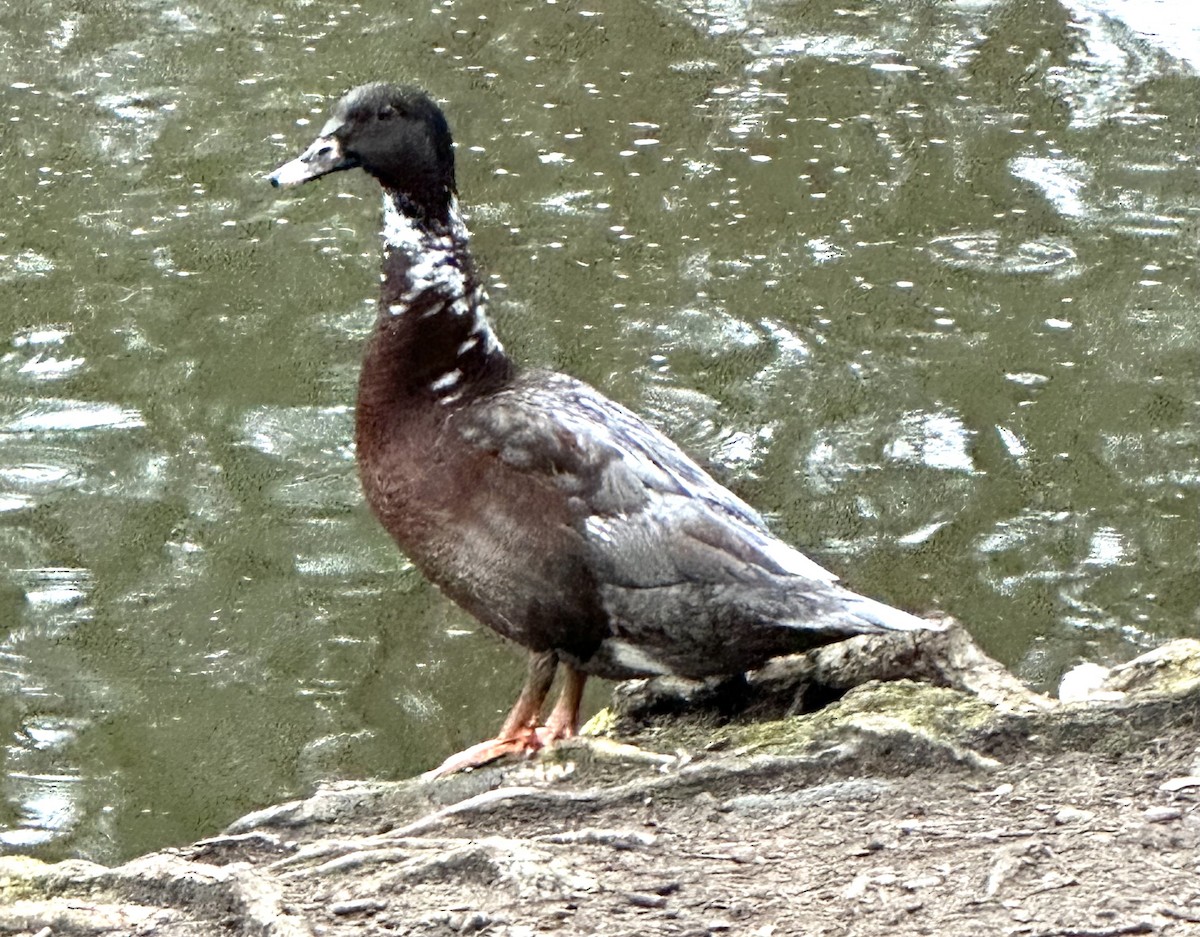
2,633 -> 1199,937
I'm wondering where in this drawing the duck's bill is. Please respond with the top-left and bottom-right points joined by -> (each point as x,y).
268,134 -> 358,187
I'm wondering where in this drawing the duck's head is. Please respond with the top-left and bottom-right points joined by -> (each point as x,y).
269,83 -> 456,211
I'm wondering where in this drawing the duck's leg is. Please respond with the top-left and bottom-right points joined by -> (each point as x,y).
496,650 -> 559,739
536,664 -> 587,746
424,650 -> 558,778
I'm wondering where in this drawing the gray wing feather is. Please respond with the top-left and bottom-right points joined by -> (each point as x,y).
456,371 -> 840,589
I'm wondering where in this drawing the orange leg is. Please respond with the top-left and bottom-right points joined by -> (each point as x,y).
425,651 -> 559,778
538,664 -> 587,746
497,650 -> 558,738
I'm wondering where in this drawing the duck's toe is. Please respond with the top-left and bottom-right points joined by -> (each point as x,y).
422,728 -> 546,778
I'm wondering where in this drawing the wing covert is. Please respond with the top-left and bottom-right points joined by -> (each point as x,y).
454,370 -> 840,590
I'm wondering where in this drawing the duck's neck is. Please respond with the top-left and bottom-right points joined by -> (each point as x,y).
358,189 -> 512,423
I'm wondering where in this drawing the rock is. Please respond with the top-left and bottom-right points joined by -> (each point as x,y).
1160,776 -> 1200,793
1058,662 -> 1123,703
1101,639 -> 1200,697
1143,806 -> 1184,823
3,637 -> 1200,937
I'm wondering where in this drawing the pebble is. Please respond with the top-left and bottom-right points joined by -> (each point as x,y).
1160,776 -> 1200,793
843,873 -> 870,899
329,898 -> 384,916
458,912 -> 492,933
1054,807 -> 1095,825
1144,806 -> 1184,823
626,892 -> 668,909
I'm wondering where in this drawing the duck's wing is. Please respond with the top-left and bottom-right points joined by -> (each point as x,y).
454,370 -> 840,590
455,371 -> 937,678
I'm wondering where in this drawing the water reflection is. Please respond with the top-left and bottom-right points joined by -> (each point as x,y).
926,232 -> 1079,276
0,0 -> 1197,861
1,771 -> 82,849
0,568 -> 96,852
884,410 -> 976,474
4,402 -> 144,433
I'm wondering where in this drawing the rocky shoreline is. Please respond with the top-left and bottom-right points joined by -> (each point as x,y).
3,628 -> 1199,936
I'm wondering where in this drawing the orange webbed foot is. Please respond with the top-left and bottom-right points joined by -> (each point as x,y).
422,727 -> 546,779
423,660 -> 587,779
421,717 -> 582,779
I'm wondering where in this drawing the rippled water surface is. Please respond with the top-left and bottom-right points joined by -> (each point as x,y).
1,0 -> 1197,860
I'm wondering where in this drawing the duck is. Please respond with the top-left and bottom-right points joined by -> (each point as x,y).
268,82 -> 943,776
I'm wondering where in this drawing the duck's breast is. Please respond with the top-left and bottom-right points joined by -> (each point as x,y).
356,397 -> 610,660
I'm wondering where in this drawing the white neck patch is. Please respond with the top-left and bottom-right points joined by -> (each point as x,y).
380,193 -> 503,357
381,194 -> 469,310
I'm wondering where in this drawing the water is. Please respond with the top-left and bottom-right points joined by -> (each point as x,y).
0,0 -> 1197,862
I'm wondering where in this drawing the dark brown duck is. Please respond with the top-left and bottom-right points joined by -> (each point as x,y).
269,82 -> 942,774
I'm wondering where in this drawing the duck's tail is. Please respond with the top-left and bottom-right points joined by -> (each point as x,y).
782,587 -> 945,639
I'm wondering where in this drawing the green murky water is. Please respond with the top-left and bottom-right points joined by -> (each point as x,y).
1,0 -> 1197,861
